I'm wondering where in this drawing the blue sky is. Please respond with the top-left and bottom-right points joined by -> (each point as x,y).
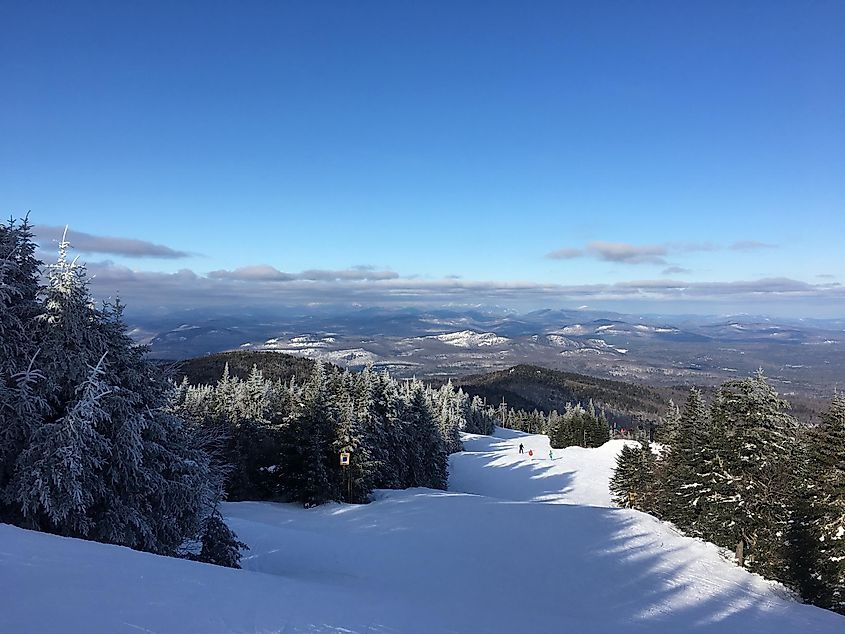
2,2 -> 843,316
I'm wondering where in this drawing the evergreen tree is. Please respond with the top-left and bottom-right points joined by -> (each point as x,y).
589,409 -> 611,446
193,509 -> 249,569
283,361 -> 337,507
610,441 -> 657,510
8,353 -> 111,536
0,217 -> 43,509
655,399 -> 681,445
1,223 -> 244,566
405,383 -> 447,490
657,388 -> 714,535
371,371 -> 408,490
709,370 -> 798,573
796,394 -> 845,612
333,400 -> 375,503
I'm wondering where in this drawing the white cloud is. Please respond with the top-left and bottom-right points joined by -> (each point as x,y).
84,260 -> 845,314
34,225 -> 191,259
729,240 -> 778,251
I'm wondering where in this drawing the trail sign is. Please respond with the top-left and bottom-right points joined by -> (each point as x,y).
339,452 -> 351,466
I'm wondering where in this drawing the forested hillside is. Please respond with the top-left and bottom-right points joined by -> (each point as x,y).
458,364 -> 670,425
174,350 -> 318,385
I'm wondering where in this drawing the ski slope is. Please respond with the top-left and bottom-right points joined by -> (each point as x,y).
2,428 -> 844,633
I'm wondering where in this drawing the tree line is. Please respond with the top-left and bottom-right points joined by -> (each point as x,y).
609,373 -> 845,615
171,364 -> 499,506
459,364 -> 667,422
498,401 -> 611,449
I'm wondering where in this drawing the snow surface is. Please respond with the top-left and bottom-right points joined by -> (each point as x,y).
2,429 -> 844,633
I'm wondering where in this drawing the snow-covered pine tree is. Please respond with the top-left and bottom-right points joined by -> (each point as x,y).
0,217 -> 44,513
82,299 -> 217,554
796,394 -> 845,612
8,353 -> 111,536
3,226 -> 244,565
589,409 -> 611,447
193,509 -> 249,569
657,388 -> 714,535
655,399 -> 681,446
333,400 -> 375,503
434,382 -> 463,454
610,441 -> 657,510
405,382 -> 447,490
372,371 -> 409,489
610,444 -> 639,508
283,361 -> 337,506
636,441 -> 659,513
35,230 -> 108,399
239,364 -> 270,421
709,370 -> 799,574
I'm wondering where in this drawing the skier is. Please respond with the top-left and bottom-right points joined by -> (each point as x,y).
528,449 -> 534,458
519,443 -> 524,454
549,449 -> 554,460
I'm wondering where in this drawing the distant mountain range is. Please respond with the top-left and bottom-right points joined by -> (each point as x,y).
135,306 -> 845,403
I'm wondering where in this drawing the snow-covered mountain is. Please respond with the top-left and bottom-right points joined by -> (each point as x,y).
138,308 -> 845,402
3,429 -> 843,633
429,330 -> 510,348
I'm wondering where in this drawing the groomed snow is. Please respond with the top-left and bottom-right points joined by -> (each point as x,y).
2,429 -> 844,633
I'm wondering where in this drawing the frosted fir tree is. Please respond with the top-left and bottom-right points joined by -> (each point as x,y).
333,400 -> 375,503
657,388 -> 715,535
281,361 -> 337,506
0,217 -> 41,370
465,395 -> 496,435
709,370 -> 798,572
655,399 -> 681,446
590,409 -> 611,446
610,442 -> 656,510
8,353 -> 111,536
371,371 -> 409,490
212,363 -> 241,424
548,406 -> 573,448
36,229 -> 105,397
240,364 -> 271,421
351,366 -> 387,484
2,223 -> 244,566
434,382 -> 463,455
797,394 -> 845,612
0,218 -> 44,506
193,509 -> 249,569
405,382 -> 448,490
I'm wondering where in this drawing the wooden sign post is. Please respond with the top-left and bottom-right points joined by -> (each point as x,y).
339,452 -> 351,501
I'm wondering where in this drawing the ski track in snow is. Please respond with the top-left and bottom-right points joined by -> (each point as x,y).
2,427 -> 844,633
